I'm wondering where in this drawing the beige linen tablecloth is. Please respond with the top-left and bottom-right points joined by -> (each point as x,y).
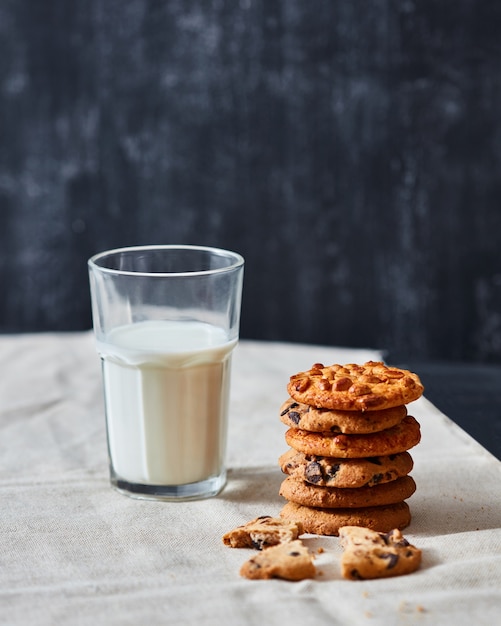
1,332 -> 500,625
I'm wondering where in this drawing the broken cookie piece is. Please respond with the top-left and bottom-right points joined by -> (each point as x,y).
239,539 -> 316,581
223,516 -> 303,550
339,526 -> 421,580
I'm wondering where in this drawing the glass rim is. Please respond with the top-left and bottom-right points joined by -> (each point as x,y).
88,244 -> 244,278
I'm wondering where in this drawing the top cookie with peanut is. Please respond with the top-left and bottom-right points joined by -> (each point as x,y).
287,361 -> 424,411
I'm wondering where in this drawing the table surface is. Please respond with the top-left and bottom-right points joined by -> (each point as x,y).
1,332 -> 500,626
396,360 -> 501,461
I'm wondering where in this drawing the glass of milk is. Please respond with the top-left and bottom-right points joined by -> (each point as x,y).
88,245 -> 244,501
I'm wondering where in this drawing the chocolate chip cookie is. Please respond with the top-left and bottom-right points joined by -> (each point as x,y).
279,449 -> 414,488
279,475 -> 416,509
338,525 -> 422,580
280,501 -> 411,536
222,516 -> 303,550
279,398 -> 407,433
239,539 -> 316,581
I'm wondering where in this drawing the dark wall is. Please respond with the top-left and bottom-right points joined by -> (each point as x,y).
1,0 -> 501,363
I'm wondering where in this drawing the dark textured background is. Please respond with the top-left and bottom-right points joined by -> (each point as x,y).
1,0 -> 501,363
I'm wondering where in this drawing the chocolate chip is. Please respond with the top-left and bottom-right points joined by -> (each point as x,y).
251,539 -> 266,550
380,531 -> 392,545
326,463 -> 340,478
367,457 -> 383,465
289,551 -> 300,557
281,402 -> 300,416
329,425 -> 342,433
371,473 -> 384,485
380,552 -> 399,569
305,461 -> 323,484
351,569 -> 364,580
288,411 -> 301,425
380,529 -> 409,548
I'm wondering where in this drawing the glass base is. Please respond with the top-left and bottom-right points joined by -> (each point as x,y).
110,470 -> 227,502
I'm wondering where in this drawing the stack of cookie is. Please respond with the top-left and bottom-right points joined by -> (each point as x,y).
278,361 -> 424,536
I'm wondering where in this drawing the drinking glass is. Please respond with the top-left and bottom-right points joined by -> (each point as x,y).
88,245 -> 244,500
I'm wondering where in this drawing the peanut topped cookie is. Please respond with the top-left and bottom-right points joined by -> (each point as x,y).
287,361 -> 424,411
279,398 -> 407,434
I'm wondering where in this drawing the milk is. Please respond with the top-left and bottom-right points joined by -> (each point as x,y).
97,320 -> 237,486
